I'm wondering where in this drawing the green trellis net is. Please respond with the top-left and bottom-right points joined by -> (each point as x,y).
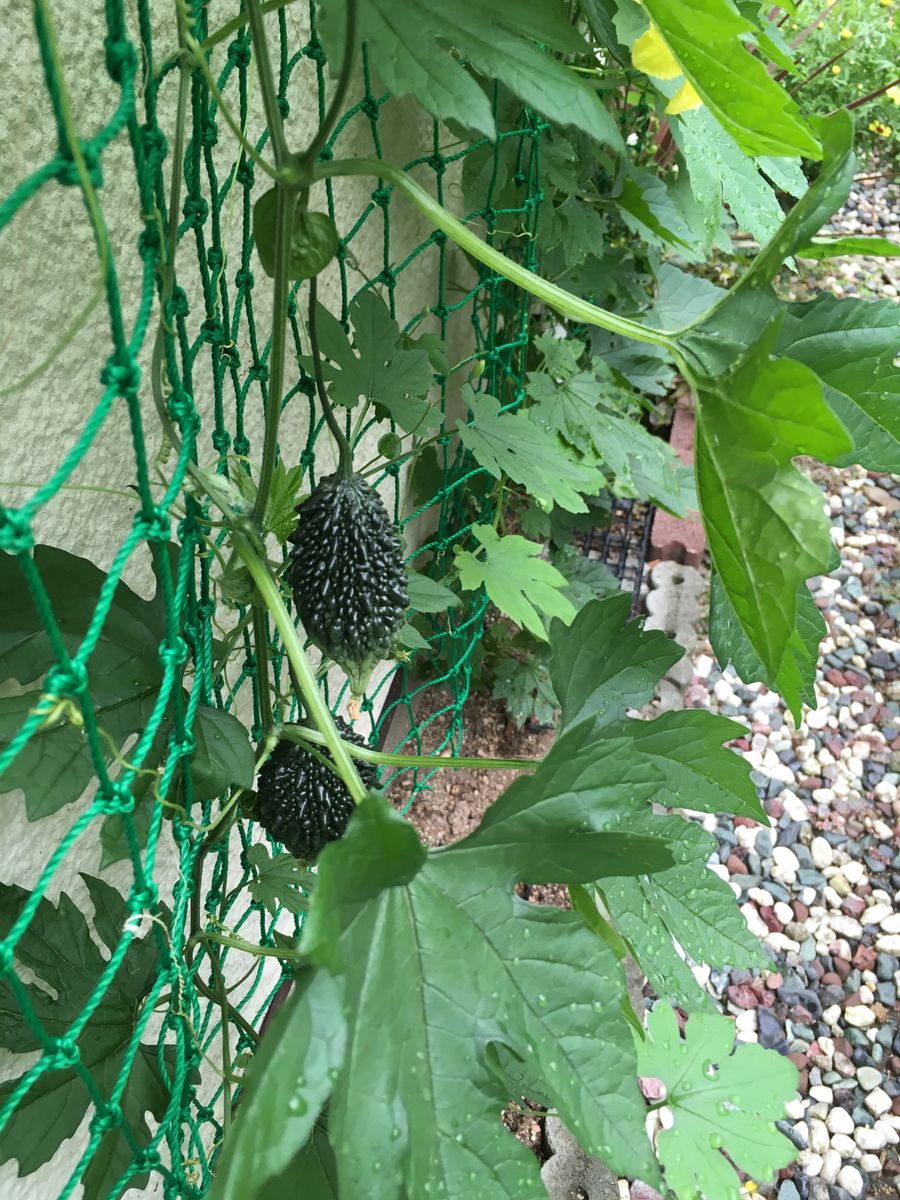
0,1 -> 544,1196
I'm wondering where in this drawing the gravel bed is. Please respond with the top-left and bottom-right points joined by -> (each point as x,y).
674,464 -> 900,1200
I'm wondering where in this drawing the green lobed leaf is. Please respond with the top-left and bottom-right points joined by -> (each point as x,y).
303,293 -> 438,432
526,368 -> 696,515
0,545 -> 170,820
602,815 -> 769,1011
491,647 -> 558,728
320,0 -> 623,146
210,970 -> 346,1200
640,0 -> 820,158
457,388 -> 606,514
174,705 -> 255,805
638,1004 -> 798,1200
692,319 -> 851,678
0,876 -> 167,1196
672,107 -> 795,248
549,593 -> 682,732
246,843 -> 315,915
454,724 -> 674,884
264,460 -> 305,543
775,294 -> 900,473
455,525 -> 577,640
298,794 -> 661,1196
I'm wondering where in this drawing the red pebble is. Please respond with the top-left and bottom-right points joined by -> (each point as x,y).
726,853 -> 748,875
727,984 -> 760,1009
852,945 -> 877,972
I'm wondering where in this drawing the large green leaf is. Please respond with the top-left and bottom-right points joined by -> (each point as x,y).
640,0 -> 820,158
177,704 -> 255,804
776,294 -> 900,472
795,234 -> 900,260
604,711 -> 766,822
320,0 -> 622,146
549,594 -> 681,732
602,816 -> 769,1011
672,107 -> 794,247
210,970 -> 346,1200
0,546 -> 169,820
692,320 -> 851,678
638,1004 -> 798,1200
708,570 -> 825,723
457,388 -> 606,513
0,876 -> 169,1198
730,112 -> 855,294
300,795 -> 661,1198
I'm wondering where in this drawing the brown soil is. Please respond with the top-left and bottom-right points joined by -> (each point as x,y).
389,689 -> 556,848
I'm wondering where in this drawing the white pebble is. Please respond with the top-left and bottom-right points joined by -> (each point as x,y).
831,915 -> 863,939
880,912 -> 900,934
826,1107 -> 855,1136
876,934 -> 900,954
844,1005 -> 876,1028
810,836 -> 833,868
866,1087 -> 893,1117
837,1165 -> 864,1198
808,1119 -> 830,1156
859,1154 -> 881,1173
855,1126 -> 886,1151
822,1004 -> 842,1027
798,1150 -> 823,1176
771,845 -> 799,883
864,903 -> 893,925
774,901 -> 794,925
748,887 -> 774,907
842,860 -> 865,886
820,1148 -> 841,1184
809,1086 -> 833,1104
781,790 -> 809,821
830,1132 -> 857,1158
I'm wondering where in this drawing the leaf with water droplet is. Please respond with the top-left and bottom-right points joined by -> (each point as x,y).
638,1004 -> 798,1200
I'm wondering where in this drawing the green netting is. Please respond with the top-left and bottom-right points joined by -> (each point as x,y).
0,2 -> 543,1196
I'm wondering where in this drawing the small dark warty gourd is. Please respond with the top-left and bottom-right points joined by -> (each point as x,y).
288,472 -> 409,695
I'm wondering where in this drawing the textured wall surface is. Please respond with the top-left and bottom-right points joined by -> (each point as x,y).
0,2 -> 469,1194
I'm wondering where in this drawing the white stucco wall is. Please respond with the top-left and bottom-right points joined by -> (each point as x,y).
0,2 -> 473,1195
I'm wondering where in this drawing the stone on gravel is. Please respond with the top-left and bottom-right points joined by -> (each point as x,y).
826,1107 -> 855,1136
865,1087 -> 893,1116
836,1164 -> 864,1197
843,1005 -> 876,1029
856,1065 -> 883,1091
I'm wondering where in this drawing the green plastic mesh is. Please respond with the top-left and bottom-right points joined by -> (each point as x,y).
0,2 -> 543,1196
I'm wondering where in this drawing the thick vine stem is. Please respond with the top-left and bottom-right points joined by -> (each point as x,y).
281,723 -> 541,773
308,277 -> 353,477
231,533 -> 368,803
314,159 -> 678,349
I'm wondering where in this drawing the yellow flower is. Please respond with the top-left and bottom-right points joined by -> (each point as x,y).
868,119 -> 892,136
632,24 -> 703,114
839,27 -> 853,39
832,64 -> 841,75
887,84 -> 900,104
879,0 -> 892,7
666,81 -> 702,114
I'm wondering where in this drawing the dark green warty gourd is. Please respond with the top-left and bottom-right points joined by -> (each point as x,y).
256,719 -> 378,861
288,472 -> 409,694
